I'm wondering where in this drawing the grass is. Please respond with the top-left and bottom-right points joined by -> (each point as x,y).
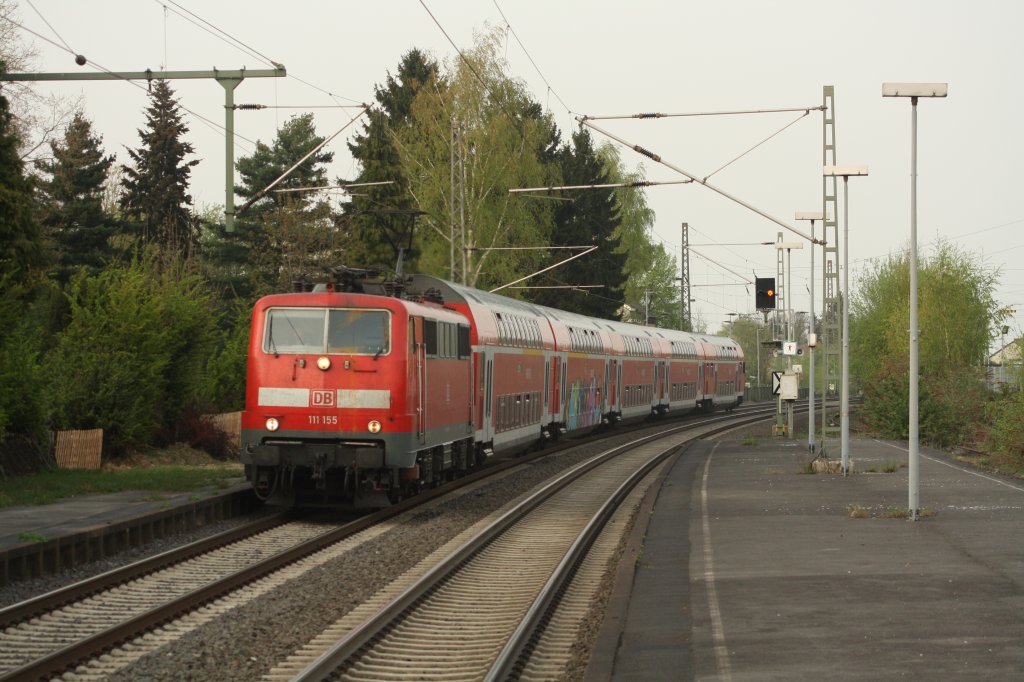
741,435 -> 760,446
884,506 -> 910,519
0,464 -> 244,509
847,504 -> 870,519
847,504 -> 936,519
862,461 -> 905,474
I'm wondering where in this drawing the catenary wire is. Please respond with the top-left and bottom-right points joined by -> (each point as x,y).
154,0 -> 365,108
24,0 -> 74,53
491,0 -> 574,116
418,0 -> 531,146
3,17 -> 259,149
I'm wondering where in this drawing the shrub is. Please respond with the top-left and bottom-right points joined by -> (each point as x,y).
198,301 -> 251,413
985,391 -> 1024,472
0,276 -> 50,448
47,254 -> 216,456
165,410 -> 236,461
863,361 -> 986,449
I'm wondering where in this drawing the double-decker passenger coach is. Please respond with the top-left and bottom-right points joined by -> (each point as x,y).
240,270 -> 744,507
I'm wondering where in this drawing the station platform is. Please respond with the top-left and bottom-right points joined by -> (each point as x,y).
0,482 -> 254,585
588,436 -> 1024,680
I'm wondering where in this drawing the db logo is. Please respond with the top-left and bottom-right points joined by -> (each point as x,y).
311,390 -> 335,407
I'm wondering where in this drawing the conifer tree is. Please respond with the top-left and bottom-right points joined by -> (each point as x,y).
204,113 -> 335,298
0,67 -> 41,283
345,49 -> 442,272
120,79 -> 200,257
530,128 -> 626,319
0,67 -> 45,447
36,111 -> 116,283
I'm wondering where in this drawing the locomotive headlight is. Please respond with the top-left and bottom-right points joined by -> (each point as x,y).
367,420 -> 382,434
316,356 -> 331,371
266,417 -> 280,432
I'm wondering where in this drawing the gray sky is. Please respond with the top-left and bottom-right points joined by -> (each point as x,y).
9,1 -> 1024,346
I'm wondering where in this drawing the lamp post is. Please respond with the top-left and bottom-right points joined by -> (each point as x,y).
883,82 -> 947,520
823,166 -> 868,475
796,212 -> 824,455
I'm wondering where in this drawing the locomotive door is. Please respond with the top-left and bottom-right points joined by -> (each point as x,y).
411,316 -> 426,443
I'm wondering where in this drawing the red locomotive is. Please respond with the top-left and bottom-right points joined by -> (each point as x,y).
240,270 -> 744,506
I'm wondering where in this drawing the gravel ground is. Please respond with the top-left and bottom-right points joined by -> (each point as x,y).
0,508 -> 279,610
0,421 -> 709,681
97,427 -> 667,682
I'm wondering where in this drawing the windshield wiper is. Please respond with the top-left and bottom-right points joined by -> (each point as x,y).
268,314 -> 279,357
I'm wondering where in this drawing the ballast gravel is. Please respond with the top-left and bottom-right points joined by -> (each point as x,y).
10,426 -> 676,682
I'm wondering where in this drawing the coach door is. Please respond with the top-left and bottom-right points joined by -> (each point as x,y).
658,360 -> 667,401
608,359 -> 618,411
483,351 -> 494,443
551,356 -> 562,421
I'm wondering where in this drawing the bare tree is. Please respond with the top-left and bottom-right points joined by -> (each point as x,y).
0,0 -> 83,161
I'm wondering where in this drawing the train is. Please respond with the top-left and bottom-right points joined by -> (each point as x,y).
240,268 -> 745,506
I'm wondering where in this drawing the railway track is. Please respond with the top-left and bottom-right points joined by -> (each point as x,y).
276,409 -> 776,681
0,405 -> 779,681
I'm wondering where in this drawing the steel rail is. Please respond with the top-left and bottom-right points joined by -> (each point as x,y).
0,512 -> 292,630
290,408 -> 779,681
485,411 -> 779,680
0,404 -> 781,681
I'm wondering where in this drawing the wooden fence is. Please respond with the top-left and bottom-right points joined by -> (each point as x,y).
206,411 -> 242,452
53,429 -> 103,470
50,412 -> 242,469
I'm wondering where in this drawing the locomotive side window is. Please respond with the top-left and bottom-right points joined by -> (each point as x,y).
423,320 -> 438,356
422,321 -> 469,358
263,308 -> 390,355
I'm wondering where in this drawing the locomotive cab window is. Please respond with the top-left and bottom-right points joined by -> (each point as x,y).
263,308 -> 390,356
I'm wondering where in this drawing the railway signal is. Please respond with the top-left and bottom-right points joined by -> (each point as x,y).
755,277 -> 776,309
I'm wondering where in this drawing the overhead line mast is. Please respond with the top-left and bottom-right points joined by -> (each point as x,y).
1,66 -> 287,232
820,86 -> 841,449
